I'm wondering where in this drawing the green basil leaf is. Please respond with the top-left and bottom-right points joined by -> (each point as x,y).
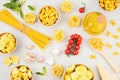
36,72 -> 45,75
18,0 -> 26,7
3,2 -> 18,11
11,0 -> 17,2
42,66 -> 47,74
28,5 -> 35,11
19,10 -> 24,18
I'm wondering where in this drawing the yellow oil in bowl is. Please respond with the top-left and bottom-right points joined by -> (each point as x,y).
82,12 -> 107,35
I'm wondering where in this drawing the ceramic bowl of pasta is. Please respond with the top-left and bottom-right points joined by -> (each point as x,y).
10,65 -> 33,80
99,0 -> 120,11
62,64 -> 96,80
0,33 -> 17,54
38,5 -> 59,26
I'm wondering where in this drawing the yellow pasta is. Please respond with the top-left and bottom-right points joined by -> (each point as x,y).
68,16 -> 81,27
39,6 -> 59,26
10,65 -> 32,80
52,64 -> 63,77
0,33 -> 16,53
105,43 -> 112,49
63,64 -> 94,80
110,20 -> 116,26
3,57 -> 12,66
112,34 -> 119,39
89,37 -> 104,50
112,51 -> 119,56
116,42 -> 120,48
117,28 -> 120,33
53,30 -> 65,42
60,0 -> 73,12
105,31 -> 112,37
11,55 -> 20,64
24,12 -> 36,24
89,55 -> 97,59
99,0 -> 120,11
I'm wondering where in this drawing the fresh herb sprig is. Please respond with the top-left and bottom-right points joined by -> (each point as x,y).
3,0 -> 26,18
36,66 -> 47,76
28,5 -> 35,11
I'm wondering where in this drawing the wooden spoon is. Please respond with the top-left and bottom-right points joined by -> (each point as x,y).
89,44 -> 120,73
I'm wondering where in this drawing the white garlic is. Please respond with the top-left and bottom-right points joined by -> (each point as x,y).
52,49 -> 60,55
46,59 -> 54,66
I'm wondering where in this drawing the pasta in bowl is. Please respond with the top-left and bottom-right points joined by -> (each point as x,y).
62,64 -> 96,80
0,33 -> 16,54
10,65 -> 33,80
38,6 -> 59,26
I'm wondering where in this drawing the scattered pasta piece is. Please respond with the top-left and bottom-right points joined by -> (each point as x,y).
11,55 -> 20,64
112,51 -> 119,56
60,0 -> 73,12
52,64 -> 63,77
105,31 -> 111,37
3,57 -> 12,66
89,55 -> 97,59
89,37 -> 104,50
116,42 -> 120,48
112,34 -> 119,39
117,28 -> 120,33
110,20 -> 116,26
53,30 -> 65,42
24,12 -> 36,24
105,43 -> 112,49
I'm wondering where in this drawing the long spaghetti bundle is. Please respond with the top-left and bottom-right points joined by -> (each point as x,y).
0,9 -> 51,50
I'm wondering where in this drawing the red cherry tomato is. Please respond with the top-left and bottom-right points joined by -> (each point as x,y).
79,7 -> 85,13
67,44 -> 72,49
77,36 -> 82,42
75,45 -> 80,50
76,40 -> 82,45
73,34 -> 79,39
73,50 -> 78,55
68,39 -> 74,44
70,35 -> 74,39
65,49 -> 70,54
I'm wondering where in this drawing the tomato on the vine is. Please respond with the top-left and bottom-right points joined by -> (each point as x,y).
65,49 -> 70,54
77,36 -> 82,42
73,34 -> 79,39
67,44 -> 72,49
68,39 -> 74,44
73,50 -> 78,55
76,40 -> 82,45
75,45 -> 80,50
70,35 -> 74,39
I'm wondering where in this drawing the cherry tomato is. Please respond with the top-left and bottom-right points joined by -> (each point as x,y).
77,36 -> 82,42
68,39 -> 74,44
73,34 -> 79,39
65,49 -> 70,54
73,50 -> 78,55
79,7 -> 85,13
75,45 -> 80,50
70,35 -> 74,39
76,40 -> 82,45
67,44 -> 72,49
